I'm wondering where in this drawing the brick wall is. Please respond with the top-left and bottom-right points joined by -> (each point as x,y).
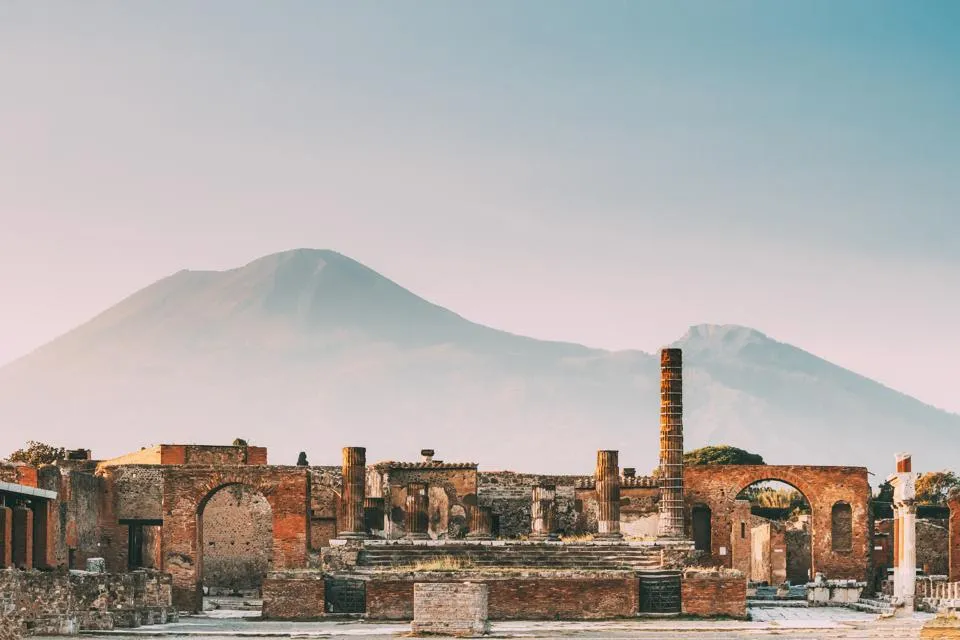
685,465 -> 871,580
161,466 -> 309,611
367,573 -> 638,620
261,572 -> 325,620
377,465 -> 477,539
201,484 -> 273,591
478,472 -> 587,538
949,497 -> 959,582
412,582 -> 489,637
917,519 -> 949,576
681,570 -> 747,618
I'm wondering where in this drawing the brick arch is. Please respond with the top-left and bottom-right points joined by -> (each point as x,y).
197,482 -> 273,592
161,466 -> 309,611
684,465 -> 870,581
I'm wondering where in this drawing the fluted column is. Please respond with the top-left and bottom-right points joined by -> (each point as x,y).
530,484 -> 558,541
467,506 -> 493,540
657,348 -> 685,538
595,450 -> 623,539
405,482 -> 430,539
338,446 -> 367,539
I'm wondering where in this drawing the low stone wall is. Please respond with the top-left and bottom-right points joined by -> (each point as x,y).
412,582 -> 489,637
680,569 -> 747,619
806,577 -> 865,606
261,571 -> 326,620
0,568 -> 177,635
366,571 -> 638,621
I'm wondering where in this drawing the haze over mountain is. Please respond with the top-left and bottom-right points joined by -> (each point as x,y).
0,248 -> 956,478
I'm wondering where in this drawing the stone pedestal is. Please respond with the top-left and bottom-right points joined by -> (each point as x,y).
658,348 -> 685,539
338,447 -> 368,539
467,506 -> 493,540
595,450 -> 622,540
530,485 -> 558,541
412,582 -> 489,637
405,483 -> 430,539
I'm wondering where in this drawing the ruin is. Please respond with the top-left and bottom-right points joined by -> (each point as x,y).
2,346 -> 952,635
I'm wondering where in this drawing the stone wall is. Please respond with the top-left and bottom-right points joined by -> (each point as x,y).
261,571 -> 325,620
684,465 -> 871,580
376,464 -> 477,539
0,569 -> 176,634
918,519 -> 950,576
680,569 -> 747,618
412,582 -> 489,637
478,472 -> 587,538
949,497 -> 959,582
308,467 -> 340,549
366,571 -> 638,620
201,484 -> 273,592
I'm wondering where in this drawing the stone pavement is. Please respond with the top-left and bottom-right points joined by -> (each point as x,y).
35,607 -> 939,639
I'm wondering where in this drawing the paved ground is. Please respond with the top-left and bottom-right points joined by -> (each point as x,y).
36,607 -> 940,639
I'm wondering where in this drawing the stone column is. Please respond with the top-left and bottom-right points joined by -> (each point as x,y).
657,348 -> 685,538
12,505 -> 33,569
901,503 -> 917,604
595,450 -> 623,540
0,506 -> 11,568
467,506 -> 493,540
948,495 -> 960,582
530,484 -> 558,541
339,446 -> 367,539
405,482 -> 430,539
888,452 -> 917,612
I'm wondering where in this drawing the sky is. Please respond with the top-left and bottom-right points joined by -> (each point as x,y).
1,1 -> 959,414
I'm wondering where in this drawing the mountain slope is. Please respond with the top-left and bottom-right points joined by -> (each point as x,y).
0,249 -> 956,476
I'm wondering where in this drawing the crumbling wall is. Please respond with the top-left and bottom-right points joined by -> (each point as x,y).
479,472 -> 587,538
308,467 -> 341,549
159,444 -> 268,465
917,518 -> 950,576
379,464 -> 477,539
201,484 -> 273,592
37,465 -> 103,571
684,465 -> 871,580
950,496 -> 960,582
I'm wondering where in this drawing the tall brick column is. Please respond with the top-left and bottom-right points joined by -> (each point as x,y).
405,482 -> 430,539
657,348 -> 685,539
12,505 -> 33,569
338,447 -> 367,539
595,450 -> 623,540
949,494 -> 960,582
467,506 -> 493,540
0,506 -> 11,567
530,484 -> 558,541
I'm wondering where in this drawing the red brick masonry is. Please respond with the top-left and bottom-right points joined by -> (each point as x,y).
366,574 -> 639,620
680,570 -> 747,619
261,573 -> 325,620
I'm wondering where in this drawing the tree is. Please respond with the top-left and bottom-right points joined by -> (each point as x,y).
683,445 -> 765,466
915,471 -> 960,505
232,438 -> 248,447
296,451 -> 309,466
7,441 -> 66,466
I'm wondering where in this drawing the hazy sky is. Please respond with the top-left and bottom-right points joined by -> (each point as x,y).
2,1 -> 959,413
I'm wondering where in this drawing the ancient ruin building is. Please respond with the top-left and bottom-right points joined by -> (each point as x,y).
3,346 -> 949,628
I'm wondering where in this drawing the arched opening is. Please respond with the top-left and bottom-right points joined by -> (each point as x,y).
198,484 -> 273,601
691,504 -> 712,552
831,501 -> 852,552
735,480 -> 812,586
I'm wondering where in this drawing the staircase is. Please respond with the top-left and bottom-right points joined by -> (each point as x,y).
355,543 -> 663,572
851,596 -> 895,615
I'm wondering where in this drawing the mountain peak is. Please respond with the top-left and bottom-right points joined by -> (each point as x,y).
674,324 -> 771,353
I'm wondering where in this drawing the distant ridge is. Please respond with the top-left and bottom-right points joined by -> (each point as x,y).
0,248 -> 956,476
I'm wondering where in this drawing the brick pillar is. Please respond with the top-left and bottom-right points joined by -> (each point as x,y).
467,506 -> 493,540
530,484 -> 558,541
595,450 -> 623,539
0,506 -> 11,567
12,505 -> 34,569
949,496 -> 960,582
339,447 -> 367,539
657,348 -> 685,538
730,499 -> 751,577
405,483 -> 429,539
32,500 -> 51,569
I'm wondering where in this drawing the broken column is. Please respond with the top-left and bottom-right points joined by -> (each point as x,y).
530,484 -> 558,541
888,452 -> 917,612
11,505 -> 33,569
467,506 -> 493,540
0,506 -> 11,568
595,450 -> 623,540
949,494 -> 960,582
405,482 -> 430,539
338,446 -> 367,539
657,347 -> 685,539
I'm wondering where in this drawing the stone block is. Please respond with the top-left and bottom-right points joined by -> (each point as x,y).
412,582 -> 489,637
86,557 -> 106,573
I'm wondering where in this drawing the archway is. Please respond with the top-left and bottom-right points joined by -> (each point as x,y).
198,484 -> 273,598
734,480 -> 812,585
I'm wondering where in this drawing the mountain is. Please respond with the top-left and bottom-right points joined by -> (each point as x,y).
0,248 -> 956,477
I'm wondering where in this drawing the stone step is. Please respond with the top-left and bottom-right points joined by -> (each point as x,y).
850,597 -> 894,615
